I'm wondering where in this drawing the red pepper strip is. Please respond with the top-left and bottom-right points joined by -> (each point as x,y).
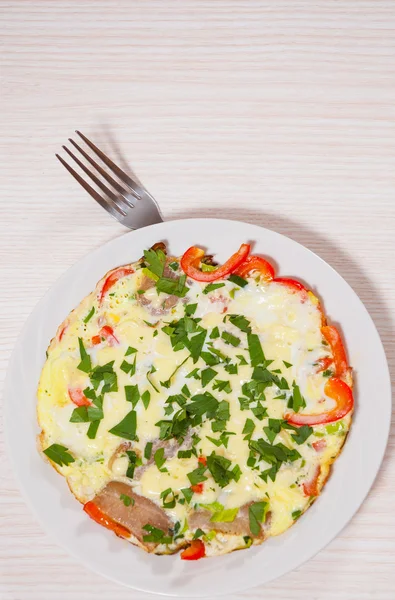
58,323 -> 68,341
180,244 -> 250,282
99,267 -> 134,303
315,356 -> 333,373
68,388 -> 91,407
273,277 -> 308,300
190,483 -> 204,494
286,377 -> 353,426
321,325 -> 349,377
312,439 -> 326,452
197,456 -> 207,466
234,255 -> 275,282
83,501 -> 130,538
181,539 -> 206,560
98,325 -> 119,346
302,465 -> 321,497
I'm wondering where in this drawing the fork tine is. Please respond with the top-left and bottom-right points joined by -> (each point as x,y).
55,154 -> 126,218
75,131 -> 142,198
62,145 -> 130,214
68,138 -> 137,202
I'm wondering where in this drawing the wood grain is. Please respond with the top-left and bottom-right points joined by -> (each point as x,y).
0,1 -> 394,598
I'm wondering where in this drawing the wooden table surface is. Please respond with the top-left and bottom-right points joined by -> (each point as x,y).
1,1 -> 394,598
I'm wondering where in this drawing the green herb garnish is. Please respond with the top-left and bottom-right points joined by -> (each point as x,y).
83,307 -> 95,323
203,283 -> 225,295
77,338 -> 91,373
120,493 -> 133,507
108,410 -> 137,440
249,501 -> 268,536
227,274 -> 248,288
221,331 -> 240,347
43,444 -> 75,467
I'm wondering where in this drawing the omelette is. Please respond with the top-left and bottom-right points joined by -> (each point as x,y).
37,242 -> 354,559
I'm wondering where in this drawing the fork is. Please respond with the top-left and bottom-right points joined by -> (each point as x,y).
56,131 -> 163,229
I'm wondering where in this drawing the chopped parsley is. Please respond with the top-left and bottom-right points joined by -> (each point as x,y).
291,424 -> 313,444
125,384 -> 139,406
77,338 -> 92,373
142,524 -> 172,544
43,444 -> 75,467
185,303 -> 198,316
206,452 -> 234,488
209,326 -> 220,339
224,362 -> 238,374
249,501 -> 268,536
193,528 -> 205,539
221,331 -> 240,347
247,334 -> 265,367
203,283 -> 225,294
180,488 -> 193,503
125,346 -> 137,356
242,418 -> 255,440
227,274 -> 248,288
187,465 -> 208,486
201,351 -> 220,366
120,493 -> 134,507
210,507 -> 239,522
160,488 -> 177,508
154,447 -> 167,471
108,410 -> 137,440
287,383 -> 306,412
201,367 -> 217,387
144,441 -> 153,460
120,356 -> 136,375
212,380 -> 232,394
83,307 -> 95,323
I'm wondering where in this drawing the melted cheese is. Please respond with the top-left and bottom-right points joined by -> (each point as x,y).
37,257 -> 352,554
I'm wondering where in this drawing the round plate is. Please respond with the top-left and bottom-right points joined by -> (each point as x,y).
4,219 -> 391,596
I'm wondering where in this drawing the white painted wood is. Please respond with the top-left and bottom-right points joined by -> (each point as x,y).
0,1 -> 394,598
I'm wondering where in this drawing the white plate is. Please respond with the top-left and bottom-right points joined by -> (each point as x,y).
4,218 -> 391,597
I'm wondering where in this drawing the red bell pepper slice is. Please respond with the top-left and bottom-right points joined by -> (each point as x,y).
83,501 -> 130,538
99,267 -> 134,303
181,539 -> 206,560
234,255 -> 275,282
58,323 -> 68,341
190,483 -> 204,494
92,325 -> 119,346
315,356 -> 333,373
99,325 -> 119,346
312,439 -> 326,452
302,465 -> 321,497
68,388 -> 91,407
197,456 -> 207,466
321,325 -> 349,377
180,244 -> 250,282
286,377 -> 354,426
273,277 -> 308,300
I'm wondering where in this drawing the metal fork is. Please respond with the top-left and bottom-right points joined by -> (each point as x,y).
56,131 -> 163,229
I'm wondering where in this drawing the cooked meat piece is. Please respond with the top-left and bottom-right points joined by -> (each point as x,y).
201,254 -> 218,267
109,433 -> 192,480
188,504 -> 269,539
137,259 -> 182,315
150,242 -> 167,254
134,438 -> 181,478
92,481 -> 173,550
108,442 -> 138,471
